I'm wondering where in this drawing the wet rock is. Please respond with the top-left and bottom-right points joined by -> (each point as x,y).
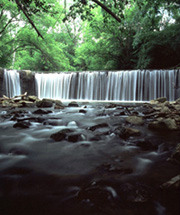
89,123 -> 109,131
50,129 -> 73,141
150,97 -> 167,104
10,113 -> 23,121
77,185 -> 116,206
2,100 -> 11,108
54,100 -> 65,109
105,103 -> 117,108
148,118 -> 178,131
155,97 -> 167,103
161,174 -> 180,189
119,111 -> 126,116
172,104 -> 180,111
36,98 -> 54,108
142,107 -> 155,115
170,143 -> 180,163
132,139 -> 156,151
28,95 -> 39,102
67,134 -> 84,142
175,98 -> 180,104
54,104 -> 64,109
13,121 -> 31,129
9,147 -> 28,156
159,106 -> 171,114
79,109 -> 87,114
90,135 -> 102,141
132,111 -> 139,116
119,183 -> 151,203
68,101 -> 79,107
18,100 -> 36,108
43,119 -> 62,126
33,109 -> 53,114
115,126 -> 141,139
126,116 -> 144,125
100,163 -> 133,174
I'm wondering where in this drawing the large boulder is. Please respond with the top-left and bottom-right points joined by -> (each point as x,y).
148,118 -> 178,131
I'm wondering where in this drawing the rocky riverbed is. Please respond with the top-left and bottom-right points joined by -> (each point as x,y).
0,95 -> 180,215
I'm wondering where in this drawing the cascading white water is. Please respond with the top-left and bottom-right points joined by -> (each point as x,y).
35,70 -> 180,101
4,69 -> 21,98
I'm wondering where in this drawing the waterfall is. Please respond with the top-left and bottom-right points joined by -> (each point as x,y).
4,69 -> 21,98
35,70 -> 180,101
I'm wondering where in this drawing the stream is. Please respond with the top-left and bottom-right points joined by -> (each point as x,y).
0,102 -> 179,215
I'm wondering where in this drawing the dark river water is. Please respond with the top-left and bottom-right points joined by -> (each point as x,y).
0,102 -> 179,215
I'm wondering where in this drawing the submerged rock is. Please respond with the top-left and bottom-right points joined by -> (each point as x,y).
132,139 -> 156,151
79,109 -> 87,114
13,121 -> 31,129
33,109 -> 52,114
67,134 -> 84,142
89,123 -> 109,131
50,129 -> 73,141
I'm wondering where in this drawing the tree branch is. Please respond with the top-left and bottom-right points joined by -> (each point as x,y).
0,17 -> 15,35
15,0 -> 44,39
92,0 -> 121,23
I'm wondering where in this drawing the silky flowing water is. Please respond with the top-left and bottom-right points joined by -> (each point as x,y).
0,103 -> 179,215
3,69 -> 180,101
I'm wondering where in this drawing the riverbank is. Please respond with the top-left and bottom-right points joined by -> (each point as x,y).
0,97 -> 180,215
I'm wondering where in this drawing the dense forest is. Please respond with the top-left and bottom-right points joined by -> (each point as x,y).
0,0 -> 180,71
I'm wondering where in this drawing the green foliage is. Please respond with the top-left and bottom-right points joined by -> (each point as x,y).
0,0 -> 180,71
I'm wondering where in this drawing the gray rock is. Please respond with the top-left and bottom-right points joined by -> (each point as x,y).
115,126 -> 141,139
33,109 -> 52,114
28,95 -> 39,102
67,134 -> 83,142
126,116 -> 144,125
89,123 -> 109,131
50,129 -> 73,141
148,118 -> 178,131
68,101 -> 79,107
155,97 -> 167,103
161,174 -> 180,189
175,98 -> 180,104
170,143 -> 180,163
36,98 -> 54,108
